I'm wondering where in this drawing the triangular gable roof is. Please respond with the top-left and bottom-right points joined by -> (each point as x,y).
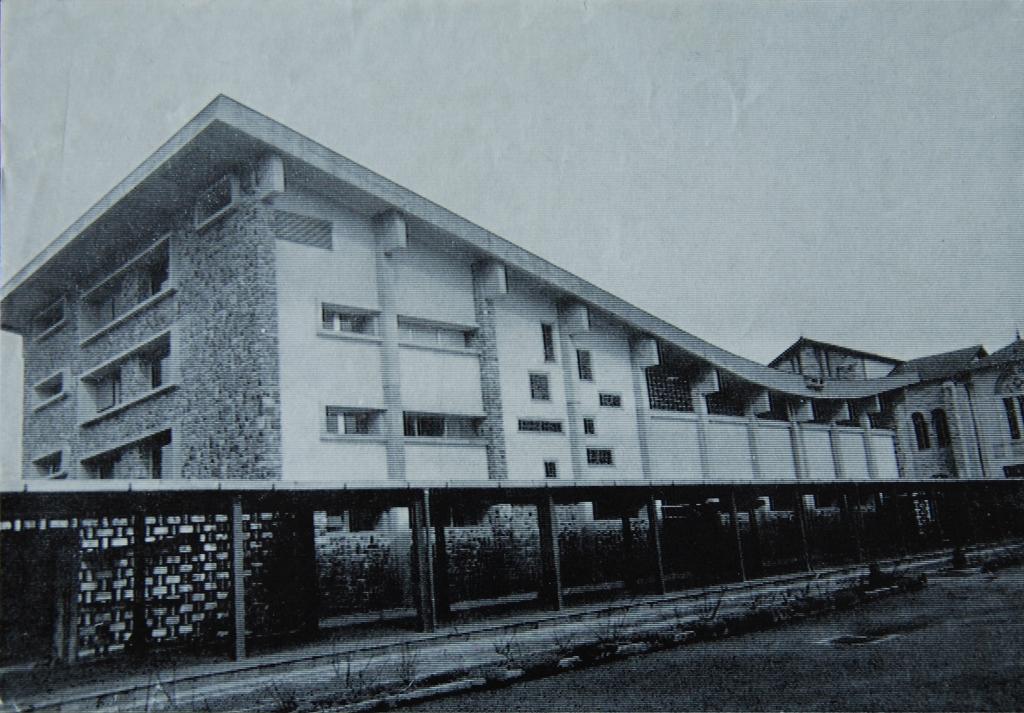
1,95 -> 917,401
768,337 -> 903,369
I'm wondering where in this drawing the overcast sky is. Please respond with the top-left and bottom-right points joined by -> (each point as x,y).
2,0 -> 1022,479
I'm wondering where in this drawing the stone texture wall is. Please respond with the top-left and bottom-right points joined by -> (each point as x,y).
469,264 -> 509,480
175,203 -> 282,479
20,200 -> 282,481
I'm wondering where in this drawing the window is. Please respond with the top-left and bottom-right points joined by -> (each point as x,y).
149,346 -> 169,389
34,299 -> 66,337
931,409 -> 951,448
147,431 -> 172,479
33,371 -> 65,407
325,407 -> 379,435
646,368 -> 692,412
149,257 -> 169,296
583,417 -> 596,435
33,451 -> 64,479
322,305 -> 377,336
912,412 -> 931,450
544,461 -> 558,479
541,324 -> 556,362
94,456 -> 117,480
586,448 -> 614,466
530,373 -> 551,401
398,318 -> 470,349
598,393 -> 622,408
518,419 -> 563,433
577,350 -> 594,381
96,370 -> 122,412
1004,398 -> 1021,441
96,291 -> 118,325
404,414 -> 446,438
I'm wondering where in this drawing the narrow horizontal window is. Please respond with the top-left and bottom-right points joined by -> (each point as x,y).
598,393 -> 622,408
518,419 -> 563,433
322,305 -> 377,336
403,412 -> 480,439
398,318 -> 472,349
326,407 -> 381,435
586,448 -> 614,466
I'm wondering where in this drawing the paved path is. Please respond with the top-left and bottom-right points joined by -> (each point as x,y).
405,565 -> 1024,712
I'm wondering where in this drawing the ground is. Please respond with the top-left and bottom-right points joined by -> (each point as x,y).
405,568 -> 1024,712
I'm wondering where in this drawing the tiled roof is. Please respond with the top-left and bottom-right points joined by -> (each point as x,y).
890,345 -> 988,381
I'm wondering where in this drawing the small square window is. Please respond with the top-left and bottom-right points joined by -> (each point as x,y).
544,461 -> 558,479
577,350 -> 594,381
583,418 -> 596,435
530,373 -> 551,401
598,393 -> 622,408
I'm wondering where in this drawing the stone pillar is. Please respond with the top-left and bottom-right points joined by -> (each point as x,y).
536,494 -> 564,610
471,261 -> 509,480
430,495 -> 452,621
645,496 -> 667,595
408,491 -> 437,632
229,497 -> 247,660
374,210 -> 407,481
728,491 -> 746,582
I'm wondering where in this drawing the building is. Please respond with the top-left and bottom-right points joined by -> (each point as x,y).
2,96 -> 1021,663
771,337 -> 1024,481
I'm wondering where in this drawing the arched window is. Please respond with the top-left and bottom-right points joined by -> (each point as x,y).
912,412 -> 930,450
931,409 -> 951,448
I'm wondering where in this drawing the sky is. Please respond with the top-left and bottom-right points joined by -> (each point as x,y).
1,0 -> 1022,480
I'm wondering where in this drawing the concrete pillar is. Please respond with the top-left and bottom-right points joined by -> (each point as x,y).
645,496 -> 667,595
841,490 -> 864,562
793,492 -> 813,572
858,412 -> 881,481
129,509 -> 150,657
229,497 -> 247,660
728,491 -> 747,582
690,374 -> 714,481
746,501 -> 764,577
536,493 -> 564,610
52,528 -> 81,663
788,401 -> 812,482
408,491 -> 437,632
629,336 -> 658,479
620,511 -> 638,591
556,305 -> 586,479
430,496 -> 452,621
373,211 -> 407,481
295,506 -> 320,636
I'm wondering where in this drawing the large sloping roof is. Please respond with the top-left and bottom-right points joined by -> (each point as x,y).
1,95 -> 917,400
890,344 -> 988,382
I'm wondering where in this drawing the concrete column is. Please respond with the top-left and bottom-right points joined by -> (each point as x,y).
645,496 -> 667,595
728,491 -> 747,582
690,377 -> 713,481
787,400 -> 812,481
841,490 -> 864,562
793,492 -> 813,572
744,390 -> 770,480
409,490 -> 437,632
536,493 -> 564,610
295,507 -> 320,636
556,305 -> 586,479
829,424 -> 848,481
858,412 -> 881,481
620,511 -> 638,591
629,336 -> 658,479
129,509 -> 150,657
374,210 -> 407,481
229,497 -> 247,660
430,496 -> 452,621
942,381 -> 978,479
746,501 -> 764,577
52,527 -> 81,663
